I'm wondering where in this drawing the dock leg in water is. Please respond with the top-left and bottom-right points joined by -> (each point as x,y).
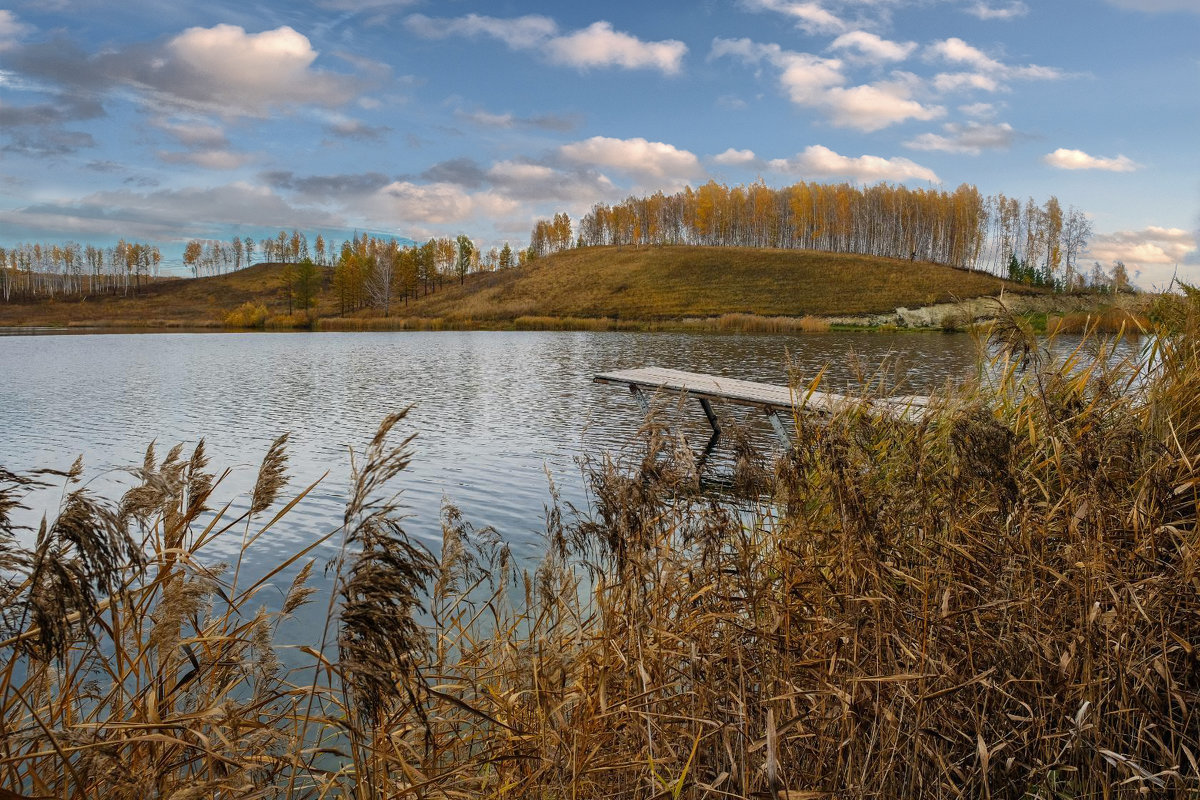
765,406 -> 792,450
697,397 -> 721,465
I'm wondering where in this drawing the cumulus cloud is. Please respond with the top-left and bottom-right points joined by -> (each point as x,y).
712,38 -> 941,130
367,181 -> 520,225
711,148 -> 759,167
829,31 -> 916,63
738,0 -> 847,35
824,77 -> 942,131
545,22 -> 687,73
905,121 -> 1015,154
1088,227 -> 1196,265
1087,227 -> 1199,287
559,136 -> 705,181
964,2 -> 1029,20
134,24 -> 361,116
405,14 -> 687,74
767,145 -> 939,183
7,24 -> 366,121
1043,148 -> 1140,172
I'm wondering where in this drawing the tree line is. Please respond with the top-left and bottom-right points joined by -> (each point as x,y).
325,233 -> 530,315
0,228 -> 534,305
537,180 -> 1111,290
0,240 -> 162,300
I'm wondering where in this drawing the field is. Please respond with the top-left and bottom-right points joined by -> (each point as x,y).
0,246 -> 1037,330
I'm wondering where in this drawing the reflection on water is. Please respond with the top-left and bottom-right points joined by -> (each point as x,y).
2,330 -> 986,581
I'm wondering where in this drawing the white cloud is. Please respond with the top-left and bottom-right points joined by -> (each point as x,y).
368,181 -> 520,225
1088,227 -> 1196,265
829,31 -> 916,63
933,72 -> 1001,93
925,37 -> 1065,91
1087,227 -> 1199,287
905,121 -> 1015,154
109,24 -> 362,117
405,14 -> 686,75
0,10 -> 32,51
960,101 -> 997,118
559,136 -> 705,181
964,2 -> 1029,20
926,37 -> 1004,72
738,0 -> 847,35
545,22 -> 686,74
1043,148 -> 1140,172
713,38 -> 941,130
711,148 -> 759,166
824,77 -> 943,131
768,145 -> 939,183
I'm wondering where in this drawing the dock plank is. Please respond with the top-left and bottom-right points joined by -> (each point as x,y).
594,367 -> 929,420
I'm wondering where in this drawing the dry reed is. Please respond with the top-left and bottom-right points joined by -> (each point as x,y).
2,296 -> 1199,798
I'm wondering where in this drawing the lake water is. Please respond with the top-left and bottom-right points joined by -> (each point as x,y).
1,330 -> 983,586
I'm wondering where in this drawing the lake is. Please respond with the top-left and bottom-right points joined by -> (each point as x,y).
1,330 -> 984,583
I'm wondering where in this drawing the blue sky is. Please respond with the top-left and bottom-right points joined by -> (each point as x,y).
0,0 -> 1196,285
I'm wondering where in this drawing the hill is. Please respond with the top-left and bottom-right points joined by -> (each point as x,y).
0,262 -> 335,329
399,246 -> 1026,322
0,247 -> 1038,330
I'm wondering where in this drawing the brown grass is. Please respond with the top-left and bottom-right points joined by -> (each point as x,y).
0,248 -> 1036,330
3,300 -> 1199,797
0,262 -> 334,329
1047,306 -> 1151,335
404,245 -> 1033,322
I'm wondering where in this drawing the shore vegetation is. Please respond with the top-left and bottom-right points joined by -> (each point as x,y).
2,292 -> 1199,796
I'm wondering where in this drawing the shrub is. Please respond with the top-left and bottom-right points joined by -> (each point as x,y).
222,300 -> 269,328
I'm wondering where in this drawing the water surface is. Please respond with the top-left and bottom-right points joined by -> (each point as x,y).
2,330 -> 982,574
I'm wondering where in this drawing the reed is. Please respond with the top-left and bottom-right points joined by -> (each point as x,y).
315,316 -> 447,331
1047,306 -> 1150,335
715,312 -> 831,333
2,297 -> 1199,797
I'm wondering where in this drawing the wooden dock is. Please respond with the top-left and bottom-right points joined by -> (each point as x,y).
594,366 -> 930,459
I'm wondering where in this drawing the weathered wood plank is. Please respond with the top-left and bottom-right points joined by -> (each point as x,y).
594,366 -> 929,421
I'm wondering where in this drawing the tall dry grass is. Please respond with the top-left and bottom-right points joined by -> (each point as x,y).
2,296 -> 1199,797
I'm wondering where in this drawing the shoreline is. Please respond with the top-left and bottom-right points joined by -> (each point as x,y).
0,290 -> 1146,335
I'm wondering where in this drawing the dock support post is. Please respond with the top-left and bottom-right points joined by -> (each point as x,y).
697,397 -> 721,464
765,406 -> 792,450
629,383 -> 650,414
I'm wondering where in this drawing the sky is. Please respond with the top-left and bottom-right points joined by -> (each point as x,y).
0,0 -> 1197,286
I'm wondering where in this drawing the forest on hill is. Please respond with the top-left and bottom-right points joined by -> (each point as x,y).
0,179 -> 1133,322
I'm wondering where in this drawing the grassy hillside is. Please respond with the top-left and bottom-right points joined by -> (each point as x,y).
0,247 -> 1035,329
0,262 -> 334,328
402,246 -> 1026,321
